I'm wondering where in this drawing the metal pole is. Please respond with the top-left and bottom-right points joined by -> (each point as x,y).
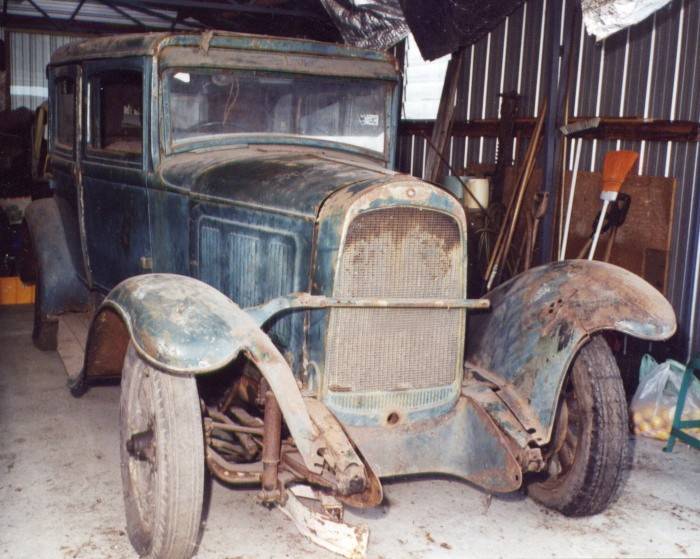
537,0 -> 568,264
559,138 -> 582,260
588,199 -> 610,260
261,391 -> 282,495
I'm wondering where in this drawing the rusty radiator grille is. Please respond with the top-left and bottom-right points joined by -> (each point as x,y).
324,207 -> 464,393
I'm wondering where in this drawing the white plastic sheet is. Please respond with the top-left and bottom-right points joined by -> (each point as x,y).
581,0 -> 673,40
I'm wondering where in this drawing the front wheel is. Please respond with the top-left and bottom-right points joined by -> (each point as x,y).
527,335 -> 629,516
120,343 -> 205,559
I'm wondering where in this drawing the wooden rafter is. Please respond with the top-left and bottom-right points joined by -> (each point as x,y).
400,118 -> 700,143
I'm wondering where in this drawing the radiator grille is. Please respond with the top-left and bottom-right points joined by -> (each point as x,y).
324,207 -> 464,393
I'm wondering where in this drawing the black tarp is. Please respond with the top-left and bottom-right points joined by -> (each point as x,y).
400,0 -> 525,60
320,0 -> 524,60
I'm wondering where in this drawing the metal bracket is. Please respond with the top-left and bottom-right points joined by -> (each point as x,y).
464,361 -> 547,444
278,485 -> 368,558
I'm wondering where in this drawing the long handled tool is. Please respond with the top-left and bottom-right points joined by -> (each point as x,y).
525,192 -> 549,271
558,118 -> 600,260
587,151 -> 637,260
485,99 -> 547,290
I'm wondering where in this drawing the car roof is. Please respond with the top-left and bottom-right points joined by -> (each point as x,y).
49,31 -> 394,66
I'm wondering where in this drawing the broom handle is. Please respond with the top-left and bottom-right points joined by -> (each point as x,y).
588,199 -> 609,260
577,237 -> 592,259
559,139 -> 582,261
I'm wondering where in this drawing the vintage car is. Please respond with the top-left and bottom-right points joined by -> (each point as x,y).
26,31 -> 676,559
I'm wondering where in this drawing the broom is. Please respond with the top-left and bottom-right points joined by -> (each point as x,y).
587,150 -> 638,260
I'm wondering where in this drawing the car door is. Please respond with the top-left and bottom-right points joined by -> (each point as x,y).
47,64 -> 90,285
80,58 -> 151,291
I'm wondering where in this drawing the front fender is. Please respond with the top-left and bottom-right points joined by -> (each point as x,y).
466,260 -> 676,444
85,274 -> 325,471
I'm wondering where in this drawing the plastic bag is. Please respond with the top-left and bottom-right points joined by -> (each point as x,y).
630,354 -> 700,440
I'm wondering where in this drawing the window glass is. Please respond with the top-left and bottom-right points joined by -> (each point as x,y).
88,70 -> 142,155
165,69 -> 390,155
55,77 -> 75,149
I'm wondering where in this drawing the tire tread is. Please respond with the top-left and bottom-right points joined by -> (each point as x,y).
528,336 -> 629,516
120,344 -> 204,559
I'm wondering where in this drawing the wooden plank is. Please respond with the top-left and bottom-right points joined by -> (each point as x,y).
562,171 -> 676,294
567,118 -> 700,142
399,117 -> 700,142
400,118 -> 536,139
424,49 -> 465,183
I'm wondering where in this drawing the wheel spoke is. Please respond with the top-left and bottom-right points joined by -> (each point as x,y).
548,455 -> 562,477
559,442 -> 574,470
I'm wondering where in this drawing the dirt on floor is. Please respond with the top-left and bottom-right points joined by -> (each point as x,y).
1,305 -> 699,559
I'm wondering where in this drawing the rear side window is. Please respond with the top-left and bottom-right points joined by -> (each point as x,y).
55,77 -> 75,149
87,70 -> 142,156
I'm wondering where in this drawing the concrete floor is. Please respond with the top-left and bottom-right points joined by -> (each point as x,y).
1,304 -> 699,559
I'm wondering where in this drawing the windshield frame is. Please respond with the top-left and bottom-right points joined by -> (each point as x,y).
159,66 -> 397,162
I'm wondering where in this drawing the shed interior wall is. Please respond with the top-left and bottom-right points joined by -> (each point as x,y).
397,0 -> 700,358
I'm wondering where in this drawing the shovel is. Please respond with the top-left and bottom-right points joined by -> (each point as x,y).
587,151 -> 638,260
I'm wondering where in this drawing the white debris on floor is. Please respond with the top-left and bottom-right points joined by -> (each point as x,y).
1,305 -> 699,559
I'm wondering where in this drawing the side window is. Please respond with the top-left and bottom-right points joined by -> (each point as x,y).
87,70 -> 142,156
55,77 -> 76,150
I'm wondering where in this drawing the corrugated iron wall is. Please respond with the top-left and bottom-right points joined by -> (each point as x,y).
398,0 -> 700,359
9,31 -> 80,111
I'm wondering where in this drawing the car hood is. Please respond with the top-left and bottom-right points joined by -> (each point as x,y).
157,147 -> 394,219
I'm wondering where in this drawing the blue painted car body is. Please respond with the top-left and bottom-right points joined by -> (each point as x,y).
32,31 -> 677,496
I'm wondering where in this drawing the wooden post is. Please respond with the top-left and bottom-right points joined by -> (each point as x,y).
424,48 -> 465,185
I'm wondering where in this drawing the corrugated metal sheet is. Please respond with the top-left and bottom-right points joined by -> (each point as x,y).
398,0 -> 700,358
10,31 -> 80,111
5,0 -> 198,30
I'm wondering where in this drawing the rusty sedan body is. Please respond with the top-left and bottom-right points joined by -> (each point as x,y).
26,31 -> 676,559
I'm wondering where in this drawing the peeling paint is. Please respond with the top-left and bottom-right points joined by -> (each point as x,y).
467,260 -> 677,443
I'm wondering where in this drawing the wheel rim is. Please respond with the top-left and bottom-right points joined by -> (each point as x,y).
125,371 -> 157,534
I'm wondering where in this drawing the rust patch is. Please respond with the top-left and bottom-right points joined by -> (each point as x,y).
83,308 -> 130,379
344,206 -> 460,252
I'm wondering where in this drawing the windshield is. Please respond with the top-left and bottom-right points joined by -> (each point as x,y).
164,69 -> 391,155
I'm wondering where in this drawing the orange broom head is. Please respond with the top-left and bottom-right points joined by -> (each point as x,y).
602,150 -> 638,193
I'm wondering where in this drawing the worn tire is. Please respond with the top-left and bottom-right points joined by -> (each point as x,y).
120,343 -> 204,559
527,335 -> 629,516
